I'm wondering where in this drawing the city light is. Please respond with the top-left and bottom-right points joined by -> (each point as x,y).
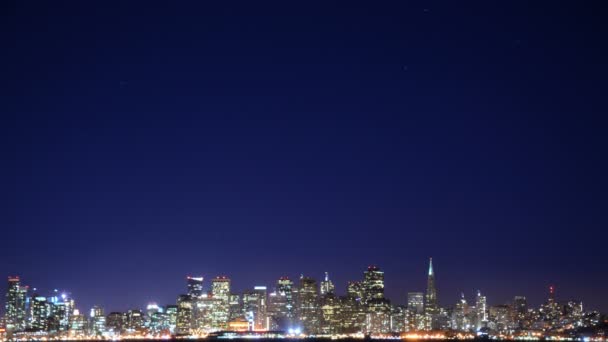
1,262 -> 605,341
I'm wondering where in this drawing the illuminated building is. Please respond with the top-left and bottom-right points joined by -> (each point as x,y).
390,305 -> 406,333
363,266 -> 384,304
320,272 -> 335,296
407,292 -> 425,331
125,309 -> 144,333
227,317 -> 249,332
365,298 -> 391,334
489,304 -> 512,333
340,294 -> 365,334
31,295 -> 49,332
176,294 -> 193,335
165,305 -> 178,333
4,276 -> 28,332
268,277 -> 294,330
193,293 -> 221,332
347,281 -> 363,301
296,276 -> 319,334
408,292 -> 424,314
187,276 -> 204,298
452,293 -> 470,331
148,311 -> 167,334
229,294 -> 243,321
211,276 -> 231,330
319,292 -> 341,334
146,303 -> 161,318
69,309 -> 87,336
424,258 -> 438,330
243,286 -> 268,331
475,291 -> 488,330
541,285 -> 561,323
90,305 -> 106,335
106,312 -> 124,334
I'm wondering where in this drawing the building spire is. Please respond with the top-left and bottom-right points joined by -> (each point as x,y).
425,257 -> 438,319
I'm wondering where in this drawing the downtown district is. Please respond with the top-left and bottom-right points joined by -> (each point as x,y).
2,259 -> 606,341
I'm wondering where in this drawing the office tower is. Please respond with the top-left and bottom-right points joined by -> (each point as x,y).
269,277 -> 295,330
125,309 -> 144,332
55,293 -> 76,331
452,293 -> 470,331
90,306 -> 106,336
363,266 -> 384,304
319,291 -> 341,335
69,309 -> 87,336
4,276 -> 28,332
475,291 -> 488,330
347,281 -> 363,301
407,292 -> 425,331
48,292 -> 71,332
365,297 -> 392,334
31,295 -> 50,332
297,276 -> 319,334
106,312 -> 124,335
211,276 -> 230,302
146,303 -> 161,318
564,300 -> 584,327
320,272 -> 335,296
243,286 -> 268,331
513,296 -> 527,315
149,310 -> 169,335
424,258 -> 438,330
542,285 -> 560,322
187,277 -> 204,298
425,258 -> 438,314
390,305 -> 406,333
407,292 -> 424,314
489,304 -> 512,333
228,294 -> 243,321
192,293 -> 220,332
176,295 -> 193,335
165,305 -> 178,333
210,276 -> 231,329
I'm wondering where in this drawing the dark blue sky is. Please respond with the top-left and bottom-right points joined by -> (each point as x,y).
1,2 -> 607,313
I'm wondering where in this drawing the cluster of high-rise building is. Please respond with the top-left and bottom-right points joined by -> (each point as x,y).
1,260 -> 605,340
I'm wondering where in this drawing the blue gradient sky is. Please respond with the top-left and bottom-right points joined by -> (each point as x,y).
1,1 -> 607,313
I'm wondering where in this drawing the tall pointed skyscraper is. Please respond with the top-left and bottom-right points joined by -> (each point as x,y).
424,258 -> 438,315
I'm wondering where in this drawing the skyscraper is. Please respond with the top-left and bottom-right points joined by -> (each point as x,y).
176,294 -> 193,335
475,290 -> 488,330
31,295 -> 50,332
187,277 -> 204,298
424,258 -> 438,314
243,286 -> 268,331
90,305 -> 106,336
297,276 -> 319,334
407,292 -> 425,331
424,258 -> 438,330
211,276 -> 231,330
106,312 -> 124,335
363,266 -> 384,304
347,281 -> 363,301
407,292 -> 424,314
4,276 -> 28,332
269,277 -> 295,330
320,272 -> 335,296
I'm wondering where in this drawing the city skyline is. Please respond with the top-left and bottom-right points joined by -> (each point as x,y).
3,0 -> 607,334
0,258 -> 605,315
1,258 -> 602,315
3,259 -> 603,339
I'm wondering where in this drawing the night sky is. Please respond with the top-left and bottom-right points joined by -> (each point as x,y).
1,2 -> 607,314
